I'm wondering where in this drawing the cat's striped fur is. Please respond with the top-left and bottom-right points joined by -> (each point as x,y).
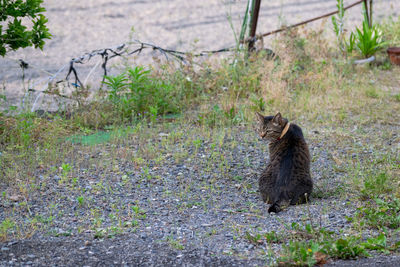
256,112 -> 313,213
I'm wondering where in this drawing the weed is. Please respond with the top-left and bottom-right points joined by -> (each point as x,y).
0,218 -> 15,241
77,196 -> 85,207
103,66 -> 179,122
350,3 -> 386,58
361,233 -> 390,254
244,231 -> 263,245
278,223 -> 370,266
365,87 -> 379,98
356,197 -> 400,229
361,172 -> 391,199
264,231 -> 281,243
132,205 -> 147,219
166,235 -> 184,250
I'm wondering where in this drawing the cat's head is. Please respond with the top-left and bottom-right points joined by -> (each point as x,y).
255,112 -> 287,141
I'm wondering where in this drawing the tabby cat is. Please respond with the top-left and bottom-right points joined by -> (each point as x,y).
256,112 -> 313,213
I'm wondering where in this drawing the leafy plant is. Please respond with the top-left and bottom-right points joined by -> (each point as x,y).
278,223 -> 370,266
278,240 -> 321,266
351,3 -> 386,58
331,0 -> 346,53
264,231 -> 281,243
0,218 -> 15,241
361,233 -> 390,254
103,66 -> 178,121
356,197 -> 400,229
361,172 -> 391,199
0,0 -> 51,56
77,196 -> 85,207
325,237 -> 369,259
244,231 -> 263,245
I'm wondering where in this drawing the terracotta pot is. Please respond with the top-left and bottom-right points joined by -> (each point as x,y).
387,47 -> 400,66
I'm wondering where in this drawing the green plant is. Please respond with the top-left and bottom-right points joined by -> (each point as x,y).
77,196 -> 85,207
362,233 -> 390,254
356,197 -> 400,229
0,0 -> 51,56
278,223 -> 372,266
131,205 -> 146,219
103,66 -> 178,121
264,231 -> 281,243
244,231 -> 263,245
325,237 -> 369,259
250,96 -> 265,111
166,235 -> 184,250
279,240 -> 321,266
361,172 -> 390,199
350,3 -> 386,58
331,0 -> 346,53
0,218 -> 15,241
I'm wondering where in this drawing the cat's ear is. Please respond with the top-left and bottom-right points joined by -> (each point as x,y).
255,112 -> 265,123
272,112 -> 283,125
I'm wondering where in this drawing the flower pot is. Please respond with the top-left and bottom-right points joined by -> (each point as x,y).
387,47 -> 400,66
353,56 -> 375,65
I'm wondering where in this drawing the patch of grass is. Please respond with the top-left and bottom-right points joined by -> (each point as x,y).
277,223 -> 375,266
166,235 -> 184,250
355,197 -> 400,229
365,87 -> 379,98
0,218 -> 15,241
361,172 -> 392,199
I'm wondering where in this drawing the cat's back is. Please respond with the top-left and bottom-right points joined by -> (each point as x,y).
268,123 -> 310,165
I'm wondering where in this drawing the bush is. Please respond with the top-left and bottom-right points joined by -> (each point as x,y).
0,0 -> 51,56
103,66 -> 179,122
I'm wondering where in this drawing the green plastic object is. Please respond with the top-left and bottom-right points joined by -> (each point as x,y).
67,131 -> 111,145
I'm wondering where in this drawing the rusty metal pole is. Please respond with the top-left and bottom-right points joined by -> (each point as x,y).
363,0 -> 370,27
369,0 -> 373,26
248,0 -> 261,52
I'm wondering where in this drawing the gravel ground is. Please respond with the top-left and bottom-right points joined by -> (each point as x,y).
1,0 -> 399,109
1,123 -> 398,266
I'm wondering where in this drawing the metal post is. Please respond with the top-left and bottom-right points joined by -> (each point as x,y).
369,0 -> 373,26
248,0 -> 261,52
363,0 -> 370,27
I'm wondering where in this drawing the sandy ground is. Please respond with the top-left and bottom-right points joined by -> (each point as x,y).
0,0 -> 399,109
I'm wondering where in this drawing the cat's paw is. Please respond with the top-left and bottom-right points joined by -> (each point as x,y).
268,204 -> 281,213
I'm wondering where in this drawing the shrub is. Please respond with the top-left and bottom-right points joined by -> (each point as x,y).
103,66 -> 179,121
349,3 -> 386,58
0,0 -> 51,56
